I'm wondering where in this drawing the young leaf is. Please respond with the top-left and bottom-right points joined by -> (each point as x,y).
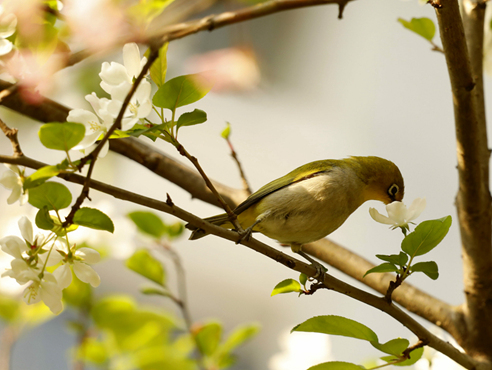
141,286 -> 172,297
271,279 -> 302,296
371,338 -> 409,356
221,122 -> 231,139
149,43 -> 168,87
28,181 -> 72,210
126,249 -> 166,286
401,216 -> 452,257
292,315 -> 379,342
410,261 -> 439,280
299,273 -> 308,286
380,346 -> 424,366
397,17 -> 436,41
363,263 -> 399,277
219,323 -> 261,354
128,211 -> 166,239
23,165 -> 60,189
176,109 -> 207,129
194,322 -> 222,356
38,122 -> 85,151
376,252 -> 408,266
73,208 -> 115,233
308,361 -> 366,370
152,73 -> 213,110
35,206 -> 55,230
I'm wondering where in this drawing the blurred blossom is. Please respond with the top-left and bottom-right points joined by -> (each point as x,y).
186,47 -> 261,92
0,164 -> 28,205
269,330 -> 332,370
0,4 -> 17,56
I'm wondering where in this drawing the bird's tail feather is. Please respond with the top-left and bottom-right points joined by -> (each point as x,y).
186,213 -> 232,240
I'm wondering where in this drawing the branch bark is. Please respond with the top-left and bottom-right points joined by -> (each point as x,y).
434,0 -> 492,360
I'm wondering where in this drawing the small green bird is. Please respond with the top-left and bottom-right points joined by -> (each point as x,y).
188,156 -> 404,267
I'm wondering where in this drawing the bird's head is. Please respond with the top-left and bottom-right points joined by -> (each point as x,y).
349,156 -> 404,204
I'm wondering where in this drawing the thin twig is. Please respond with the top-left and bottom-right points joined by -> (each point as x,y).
0,118 -> 23,157
225,137 -> 252,195
63,48 -> 160,227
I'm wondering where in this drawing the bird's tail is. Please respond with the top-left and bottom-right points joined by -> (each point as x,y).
186,213 -> 233,240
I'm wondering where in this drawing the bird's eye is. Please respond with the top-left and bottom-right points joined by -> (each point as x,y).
388,184 -> 399,197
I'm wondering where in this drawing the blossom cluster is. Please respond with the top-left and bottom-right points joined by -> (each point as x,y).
67,43 -> 152,156
0,216 -> 100,314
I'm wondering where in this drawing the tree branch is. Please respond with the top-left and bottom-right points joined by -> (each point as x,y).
0,118 -> 23,157
434,0 -> 492,360
0,153 -> 483,370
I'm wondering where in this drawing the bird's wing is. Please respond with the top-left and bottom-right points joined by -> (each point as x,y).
234,159 -> 339,215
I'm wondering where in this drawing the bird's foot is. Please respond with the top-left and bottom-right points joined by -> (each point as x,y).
297,251 -> 328,281
236,226 -> 253,244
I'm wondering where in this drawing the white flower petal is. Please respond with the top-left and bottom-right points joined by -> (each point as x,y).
0,236 -> 27,258
19,190 -> 29,206
6,184 -> 21,204
369,208 -> 394,225
386,202 -> 407,225
0,170 -> 18,189
0,38 -> 12,56
406,198 -> 427,222
76,247 -> 101,264
23,281 -> 42,305
53,264 -> 72,289
123,43 -> 141,78
18,216 -> 33,245
73,262 -> 100,287
100,61 -> 130,87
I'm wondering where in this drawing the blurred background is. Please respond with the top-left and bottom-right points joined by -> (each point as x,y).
0,0 -> 485,368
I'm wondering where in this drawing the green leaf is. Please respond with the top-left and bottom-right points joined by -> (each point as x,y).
76,338 -> 108,365
401,216 -> 452,257
73,208 -> 114,233
195,321 -> 222,356
126,249 -> 166,286
219,323 -> 261,354
176,109 -> 207,129
410,261 -> 439,280
149,43 -> 168,87
371,338 -> 409,356
271,279 -> 302,296
141,286 -> 172,298
299,273 -> 308,286
166,222 -> 184,239
23,165 -> 60,189
128,211 -> 167,239
221,122 -> 231,139
376,252 -> 408,266
363,263 -> 399,277
152,73 -> 213,110
307,361 -> 366,370
381,346 -> 424,366
28,181 -> 72,210
38,122 -> 85,151
35,206 -> 55,230
0,295 -> 21,322
397,17 -> 436,41
292,315 -> 379,342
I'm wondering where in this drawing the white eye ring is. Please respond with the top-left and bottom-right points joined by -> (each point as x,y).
388,184 -> 399,197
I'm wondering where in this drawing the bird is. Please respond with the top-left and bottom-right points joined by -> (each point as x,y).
187,156 -> 404,273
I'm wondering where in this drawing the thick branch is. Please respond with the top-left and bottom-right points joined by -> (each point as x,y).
0,154 -> 483,370
303,240 -> 461,338
434,0 -> 492,360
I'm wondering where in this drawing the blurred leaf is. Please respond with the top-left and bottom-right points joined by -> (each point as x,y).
221,122 -> 231,139
381,346 -> 424,366
397,17 -> 435,41
376,252 -> 408,266
410,261 -> 439,280
219,322 -> 260,354
63,271 -> 92,308
76,338 -> 109,365
308,361 -> 366,370
128,211 -> 166,239
176,109 -> 207,129
129,0 -> 175,24
149,43 -> 168,87
38,122 -> 85,151
153,73 -> 213,111
141,286 -> 172,298
135,345 -> 196,370
292,315 -> 378,342
35,206 -> 55,230
401,216 -> 452,257
23,165 -> 60,189
371,338 -> 409,356
363,263 -> 399,277
73,207 -> 114,233
28,181 -> 72,210
195,321 -> 222,356
126,249 -> 166,286
166,222 -> 184,239
0,295 -> 21,322
271,279 -> 302,296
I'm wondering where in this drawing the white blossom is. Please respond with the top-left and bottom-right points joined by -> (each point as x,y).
0,5 -> 16,56
23,272 -> 63,314
53,243 -> 101,289
369,198 -> 426,231
0,164 -> 28,205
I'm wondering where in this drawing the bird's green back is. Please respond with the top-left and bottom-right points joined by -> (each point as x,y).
234,159 -> 340,215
